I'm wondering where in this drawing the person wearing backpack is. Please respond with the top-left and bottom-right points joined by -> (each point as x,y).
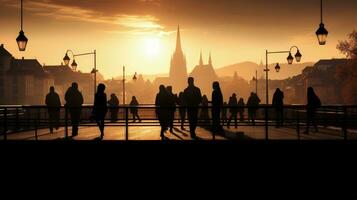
304,87 -> 321,134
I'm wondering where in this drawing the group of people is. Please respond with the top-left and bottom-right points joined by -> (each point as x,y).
44,77 -> 322,140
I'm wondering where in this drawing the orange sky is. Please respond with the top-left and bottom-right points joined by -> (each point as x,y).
1,0 -> 356,79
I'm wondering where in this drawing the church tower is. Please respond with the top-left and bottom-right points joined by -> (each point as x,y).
169,25 -> 188,92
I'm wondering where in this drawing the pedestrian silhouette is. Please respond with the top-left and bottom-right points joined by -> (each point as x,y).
227,93 -> 238,129
272,88 -> 284,128
183,77 -> 202,139
107,93 -> 119,122
45,86 -> 61,133
166,86 -> 176,133
129,96 -> 141,122
211,81 -> 224,134
92,83 -> 108,139
65,82 -> 83,137
177,92 -> 186,130
155,85 -> 170,139
237,97 -> 245,122
199,95 -> 210,125
304,87 -> 321,134
247,92 -> 260,125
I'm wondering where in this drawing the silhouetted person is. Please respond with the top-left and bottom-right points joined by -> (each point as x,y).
247,92 -> 260,125
221,102 -> 228,126
65,82 -> 83,137
200,95 -> 209,125
237,97 -> 245,122
45,86 -> 61,133
93,83 -> 108,139
211,81 -> 224,134
272,88 -> 284,128
183,77 -> 202,139
129,96 -> 141,122
227,93 -> 238,129
304,87 -> 321,134
166,86 -> 176,133
177,92 -> 186,130
107,93 -> 119,122
156,85 -> 170,139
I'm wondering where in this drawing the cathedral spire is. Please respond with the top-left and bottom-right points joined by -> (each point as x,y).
199,49 -> 203,66
175,25 -> 182,53
208,51 -> 212,66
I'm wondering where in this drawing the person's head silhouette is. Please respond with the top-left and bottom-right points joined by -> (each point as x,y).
166,86 -> 172,93
159,85 -> 166,92
232,93 -> 236,98
111,93 -> 116,98
212,81 -> 220,90
50,86 -> 55,93
132,96 -> 136,101
188,77 -> 194,86
72,82 -> 78,90
97,83 -> 106,93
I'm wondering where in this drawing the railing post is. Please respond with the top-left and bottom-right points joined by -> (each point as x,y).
265,106 -> 268,140
65,106 -> 68,139
125,106 -> 129,141
296,107 -> 300,140
3,108 -> 7,140
342,106 -> 347,141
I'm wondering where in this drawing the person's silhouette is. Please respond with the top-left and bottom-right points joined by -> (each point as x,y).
247,92 -> 260,125
211,81 -> 224,134
199,95 -> 209,126
304,87 -> 321,134
221,102 -> 228,126
272,88 -> 284,128
129,96 -> 141,122
166,86 -> 176,133
45,86 -> 61,133
65,82 -> 83,137
177,92 -> 186,130
93,83 -> 108,139
107,93 -> 119,122
156,85 -> 170,139
227,93 -> 238,129
183,77 -> 202,139
237,97 -> 245,122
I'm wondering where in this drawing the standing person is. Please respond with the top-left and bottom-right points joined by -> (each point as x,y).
183,77 -> 202,139
166,86 -> 176,133
92,83 -> 108,139
247,92 -> 260,125
155,85 -> 170,139
272,88 -> 284,128
211,81 -> 224,134
237,97 -> 245,122
304,87 -> 321,134
129,96 -> 141,122
65,82 -> 83,137
107,93 -> 119,122
45,86 -> 61,133
200,95 -> 209,126
177,92 -> 186,130
221,102 -> 228,127
227,93 -> 238,129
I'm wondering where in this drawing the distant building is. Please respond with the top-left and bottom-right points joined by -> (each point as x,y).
0,44 -> 13,104
189,51 -> 219,96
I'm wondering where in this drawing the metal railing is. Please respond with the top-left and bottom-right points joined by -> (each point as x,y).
0,104 -> 356,140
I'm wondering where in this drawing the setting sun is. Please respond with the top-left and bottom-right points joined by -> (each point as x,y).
143,37 -> 162,58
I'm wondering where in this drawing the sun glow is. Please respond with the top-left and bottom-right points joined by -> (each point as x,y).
143,37 -> 162,58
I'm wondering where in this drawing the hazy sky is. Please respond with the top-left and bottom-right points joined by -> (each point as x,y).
1,0 -> 356,79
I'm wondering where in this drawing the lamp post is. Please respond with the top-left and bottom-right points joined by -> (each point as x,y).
265,46 -> 302,104
63,49 -> 97,95
122,66 -> 138,105
16,0 -> 28,51
252,70 -> 258,94
316,0 -> 328,45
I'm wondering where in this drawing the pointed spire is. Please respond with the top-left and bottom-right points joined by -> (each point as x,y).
208,51 -> 212,66
199,49 -> 203,66
175,25 -> 182,53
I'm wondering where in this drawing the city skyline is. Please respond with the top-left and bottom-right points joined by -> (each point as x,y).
1,0 -> 356,79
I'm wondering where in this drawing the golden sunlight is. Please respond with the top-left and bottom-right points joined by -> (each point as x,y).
143,37 -> 162,58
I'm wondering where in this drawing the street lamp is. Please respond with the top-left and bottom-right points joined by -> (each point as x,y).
16,0 -> 28,51
316,0 -> 328,45
132,72 -> 137,81
63,49 -> 97,94
252,70 -> 258,94
265,46 -> 302,104
122,66 -> 139,105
